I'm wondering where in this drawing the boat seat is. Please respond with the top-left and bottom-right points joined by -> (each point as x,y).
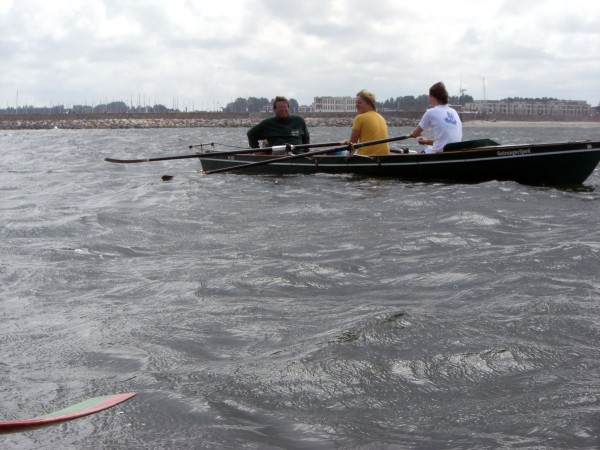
443,138 -> 500,152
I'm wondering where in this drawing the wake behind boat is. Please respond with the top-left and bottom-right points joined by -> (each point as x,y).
196,139 -> 600,185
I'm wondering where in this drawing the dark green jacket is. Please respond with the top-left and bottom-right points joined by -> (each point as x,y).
247,115 -> 310,148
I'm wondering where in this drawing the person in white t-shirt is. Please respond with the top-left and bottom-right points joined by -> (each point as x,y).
409,82 -> 462,153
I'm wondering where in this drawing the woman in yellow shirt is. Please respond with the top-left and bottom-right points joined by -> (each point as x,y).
349,89 -> 390,156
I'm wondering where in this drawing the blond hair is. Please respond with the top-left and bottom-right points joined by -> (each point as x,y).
356,89 -> 377,111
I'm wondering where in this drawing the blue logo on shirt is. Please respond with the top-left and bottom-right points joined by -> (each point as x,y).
444,112 -> 457,125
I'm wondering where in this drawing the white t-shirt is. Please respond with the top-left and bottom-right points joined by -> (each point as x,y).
418,105 -> 463,153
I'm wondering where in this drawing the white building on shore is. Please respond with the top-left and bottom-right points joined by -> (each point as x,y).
312,96 -> 355,113
464,99 -> 593,117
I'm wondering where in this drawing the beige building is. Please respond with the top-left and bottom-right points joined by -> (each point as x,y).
312,96 -> 355,112
464,99 -> 593,117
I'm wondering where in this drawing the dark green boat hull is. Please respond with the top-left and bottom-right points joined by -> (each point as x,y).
198,141 -> 600,185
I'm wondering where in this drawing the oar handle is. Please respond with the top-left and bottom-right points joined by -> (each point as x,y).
290,141 -> 347,151
352,134 -> 413,150
234,140 -> 347,153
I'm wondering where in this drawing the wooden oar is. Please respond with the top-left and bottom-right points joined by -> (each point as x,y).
203,135 -> 413,175
271,141 -> 346,152
105,147 -> 259,164
188,140 -> 346,152
104,141 -> 346,164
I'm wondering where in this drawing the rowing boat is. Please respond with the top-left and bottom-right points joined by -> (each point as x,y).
197,139 -> 600,185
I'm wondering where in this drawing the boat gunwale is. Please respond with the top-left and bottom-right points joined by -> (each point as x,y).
198,141 -> 600,168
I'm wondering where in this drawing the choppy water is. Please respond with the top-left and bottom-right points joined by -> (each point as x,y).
2,124 -> 600,449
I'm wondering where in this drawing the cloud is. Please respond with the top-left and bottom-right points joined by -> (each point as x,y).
1,0 -> 599,108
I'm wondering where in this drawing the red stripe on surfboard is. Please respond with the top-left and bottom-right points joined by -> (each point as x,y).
0,392 -> 136,433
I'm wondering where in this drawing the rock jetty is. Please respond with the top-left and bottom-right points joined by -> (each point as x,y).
0,113 -> 419,130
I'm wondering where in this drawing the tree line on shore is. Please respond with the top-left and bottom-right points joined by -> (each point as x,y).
2,94 -> 476,116
221,94 -> 477,113
6,94 -> 596,116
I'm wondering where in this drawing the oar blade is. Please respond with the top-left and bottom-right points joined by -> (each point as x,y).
104,157 -> 150,164
0,392 -> 136,434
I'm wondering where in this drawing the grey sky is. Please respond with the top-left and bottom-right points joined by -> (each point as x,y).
1,0 -> 599,110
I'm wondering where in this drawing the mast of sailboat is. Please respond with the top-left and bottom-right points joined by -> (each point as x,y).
482,77 -> 487,101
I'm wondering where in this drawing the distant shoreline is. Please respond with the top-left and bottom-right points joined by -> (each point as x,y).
464,120 -> 600,128
0,113 -> 598,130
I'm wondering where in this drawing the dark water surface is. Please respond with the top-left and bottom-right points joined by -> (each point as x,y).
2,124 -> 600,449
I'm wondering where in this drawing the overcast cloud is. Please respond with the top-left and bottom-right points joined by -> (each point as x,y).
1,0 -> 599,110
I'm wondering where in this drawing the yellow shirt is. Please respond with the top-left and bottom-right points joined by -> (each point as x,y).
352,110 -> 390,156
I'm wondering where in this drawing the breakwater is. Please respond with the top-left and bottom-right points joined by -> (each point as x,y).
2,112 -> 595,130
0,112 -> 419,130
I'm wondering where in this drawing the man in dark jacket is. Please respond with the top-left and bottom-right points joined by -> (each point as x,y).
247,96 -> 310,151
